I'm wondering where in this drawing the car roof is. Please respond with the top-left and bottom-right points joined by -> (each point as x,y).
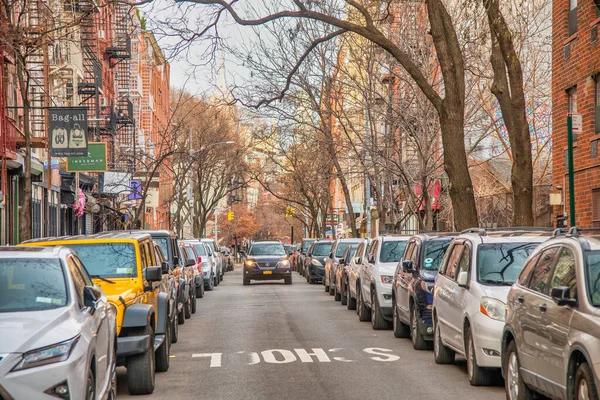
409,233 -> 459,241
24,232 -> 152,243
112,229 -> 176,238
336,238 -> 363,242
457,228 -> 552,244
0,246 -> 70,258
250,241 -> 282,245
380,235 -> 411,241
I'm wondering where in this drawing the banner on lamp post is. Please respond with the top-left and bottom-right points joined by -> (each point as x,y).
49,107 -> 88,157
66,142 -> 107,172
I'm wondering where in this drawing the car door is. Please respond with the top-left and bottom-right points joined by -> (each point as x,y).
362,240 -> 379,306
518,246 -> 560,375
443,241 -> 472,352
435,241 -> 464,346
349,242 -> 364,297
396,240 -> 416,322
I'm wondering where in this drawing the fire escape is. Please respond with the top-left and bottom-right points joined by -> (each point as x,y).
107,2 -> 133,172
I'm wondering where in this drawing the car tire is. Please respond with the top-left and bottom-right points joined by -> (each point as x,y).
371,292 -> 389,330
505,341 -> 533,400
347,283 -> 356,310
170,314 -> 179,344
85,365 -> 95,400
433,318 -> 455,365
207,276 -> 214,291
334,283 -> 342,301
184,297 -> 191,319
155,323 -> 170,372
127,326 -> 155,395
466,328 -> 493,386
575,362 -> 598,400
357,286 -> 371,322
325,279 -> 330,293
285,276 -> 292,285
329,278 -> 335,296
243,278 -> 250,286
410,306 -> 430,350
340,278 -> 348,305
393,301 -> 410,338
108,346 -> 117,400
177,306 -> 185,325
196,283 -> 204,299
191,289 -> 197,314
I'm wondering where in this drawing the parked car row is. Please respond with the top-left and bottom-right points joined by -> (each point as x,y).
304,227 -> 600,400
0,230 -> 228,398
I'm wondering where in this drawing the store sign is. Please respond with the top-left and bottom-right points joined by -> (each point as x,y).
66,142 -> 107,172
128,179 -> 142,200
49,107 -> 88,157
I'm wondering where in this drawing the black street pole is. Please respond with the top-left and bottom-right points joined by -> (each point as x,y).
291,225 -> 294,245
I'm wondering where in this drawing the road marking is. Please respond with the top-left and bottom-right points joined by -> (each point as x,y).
294,348 -> 331,363
261,349 -> 296,364
192,353 -> 222,367
328,348 -> 354,362
363,348 -> 401,362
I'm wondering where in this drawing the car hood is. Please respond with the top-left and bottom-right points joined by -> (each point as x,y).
480,285 -> 512,302
420,270 -> 438,282
0,306 -> 81,354
313,256 -> 328,265
378,263 -> 398,275
248,255 -> 286,263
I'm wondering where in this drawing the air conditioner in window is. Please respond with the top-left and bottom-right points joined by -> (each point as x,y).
98,30 -> 105,39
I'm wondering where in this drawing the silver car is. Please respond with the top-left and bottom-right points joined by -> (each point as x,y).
0,246 -> 117,399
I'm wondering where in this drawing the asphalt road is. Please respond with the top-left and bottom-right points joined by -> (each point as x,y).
116,269 -> 506,400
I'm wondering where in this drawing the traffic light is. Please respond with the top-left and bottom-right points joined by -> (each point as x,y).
285,206 -> 295,217
228,210 -> 234,221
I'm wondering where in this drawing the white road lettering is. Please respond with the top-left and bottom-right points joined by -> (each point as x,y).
261,349 -> 297,364
294,348 -> 331,363
192,353 -> 222,367
328,348 -> 354,362
363,348 -> 400,362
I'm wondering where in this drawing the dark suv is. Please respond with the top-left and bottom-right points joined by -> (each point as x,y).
298,238 -> 316,275
243,241 -> 292,285
305,240 -> 334,284
392,233 -> 455,350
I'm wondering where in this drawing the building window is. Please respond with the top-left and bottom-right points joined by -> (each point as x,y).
592,140 -> 598,158
596,0 -> 600,18
568,87 -> 578,113
593,189 -> 600,223
569,0 -> 577,36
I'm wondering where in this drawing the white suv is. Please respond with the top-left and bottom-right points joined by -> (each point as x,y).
356,235 -> 409,330
432,228 -> 551,386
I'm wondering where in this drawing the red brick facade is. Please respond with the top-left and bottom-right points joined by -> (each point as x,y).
553,0 -> 600,227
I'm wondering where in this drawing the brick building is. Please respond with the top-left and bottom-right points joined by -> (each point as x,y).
553,0 -> 600,227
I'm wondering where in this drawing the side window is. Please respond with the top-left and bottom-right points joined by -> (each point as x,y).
146,242 -> 155,266
368,241 -> 378,256
527,247 -> 560,294
370,241 -> 379,261
518,253 -> 541,286
67,257 -> 85,308
443,244 -> 464,280
550,247 -> 577,299
457,244 -> 471,275
73,256 -> 93,286
403,242 -> 415,261
410,243 -> 420,265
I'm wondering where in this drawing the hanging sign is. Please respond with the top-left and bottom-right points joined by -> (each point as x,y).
49,107 -> 88,157
66,142 -> 107,172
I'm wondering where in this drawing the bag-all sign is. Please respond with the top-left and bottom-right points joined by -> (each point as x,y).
49,107 -> 88,157
66,142 -> 107,172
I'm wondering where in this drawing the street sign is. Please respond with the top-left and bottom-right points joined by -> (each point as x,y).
128,179 -> 142,200
66,142 -> 107,172
570,113 -> 582,134
49,107 -> 88,157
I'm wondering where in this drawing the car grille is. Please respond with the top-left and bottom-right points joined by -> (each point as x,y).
257,262 -> 276,268
422,308 -> 432,319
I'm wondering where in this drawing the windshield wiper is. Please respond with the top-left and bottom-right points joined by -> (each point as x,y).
479,279 -> 512,286
91,275 -> 116,284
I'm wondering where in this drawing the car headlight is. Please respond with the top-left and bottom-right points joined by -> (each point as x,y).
420,281 -> 435,293
311,259 -> 323,267
279,259 -> 290,267
480,297 -> 506,321
245,260 -> 255,268
380,275 -> 394,284
13,336 -> 80,371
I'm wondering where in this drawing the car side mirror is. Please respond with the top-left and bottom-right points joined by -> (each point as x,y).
288,252 -> 294,257
402,260 -> 415,273
457,271 -> 469,287
307,252 -> 312,257
355,257 -> 362,265
368,254 -> 376,264
83,286 -> 101,309
551,286 -> 577,306
144,266 -> 163,283
185,259 -> 195,267
240,250 -> 246,256
161,261 -> 170,274
339,259 -> 346,266
329,252 -> 334,259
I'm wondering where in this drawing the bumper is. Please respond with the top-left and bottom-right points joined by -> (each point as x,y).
308,266 -> 325,280
471,313 -> 504,368
245,269 -> 291,280
376,284 -> 393,318
116,334 -> 151,358
0,343 -> 91,400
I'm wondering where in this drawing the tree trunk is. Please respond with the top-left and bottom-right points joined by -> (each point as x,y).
333,159 -> 358,237
16,60 -> 31,242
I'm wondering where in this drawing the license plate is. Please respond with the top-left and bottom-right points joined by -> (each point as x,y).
263,270 -> 272,275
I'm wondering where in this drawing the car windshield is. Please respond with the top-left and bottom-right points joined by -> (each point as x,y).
192,244 -> 207,256
68,243 -> 137,278
423,239 -> 453,271
477,242 -> 538,285
336,242 -> 360,257
302,240 -> 315,250
312,243 -> 333,257
380,241 -> 408,263
155,238 -> 169,260
0,259 -> 67,312
249,243 -> 286,256
285,245 -> 294,253
585,251 -> 600,306
344,246 -> 358,262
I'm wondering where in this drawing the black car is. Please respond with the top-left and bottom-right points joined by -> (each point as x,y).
243,241 -> 292,285
298,238 -> 316,275
304,240 -> 334,284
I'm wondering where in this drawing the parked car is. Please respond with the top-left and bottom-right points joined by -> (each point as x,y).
335,244 -> 359,306
392,233 -> 456,350
178,243 -> 202,318
304,240 -> 334,284
201,238 -> 224,283
221,247 -> 234,271
347,239 -> 370,310
242,240 -> 292,285
23,232 -> 173,394
432,228 -> 551,386
0,247 -> 117,400
502,227 -> 600,400
298,238 -> 316,276
324,238 -> 363,297
152,241 -> 182,343
183,240 -> 215,292
290,244 -> 301,272
356,235 -> 410,330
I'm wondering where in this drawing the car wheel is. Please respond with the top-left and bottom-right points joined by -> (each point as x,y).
243,277 -> 250,286
207,276 -> 214,291
433,318 -> 455,365
466,328 -> 493,386
334,282 -> 341,301
371,292 -> 389,330
329,276 -> 335,296
196,283 -> 204,299
340,278 -> 348,306
410,306 -> 430,350
392,300 -> 410,338
177,306 -> 185,325
575,362 -> 598,400
170,313 -> 179,344
347,282 -> 356,310
191,289 -> 197,314
505,341 -> 533,400
184,296 -> 191,319
285,276 -> 292,285
85,365 -> 95,400
155,322 -> 170,372
108,345 -> 117,400
357,286 -> 371,322
324,277 -> 330,293
127,325 -> 155,395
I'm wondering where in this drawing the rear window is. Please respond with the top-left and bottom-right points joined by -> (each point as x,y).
0,259 -> 67,312
380,241 -> 408,263
192,244 -> 207,256
477,242 -> 538,285
154,238 -> 169,260
312,242 -> 333,257
68,243 -> 137,278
